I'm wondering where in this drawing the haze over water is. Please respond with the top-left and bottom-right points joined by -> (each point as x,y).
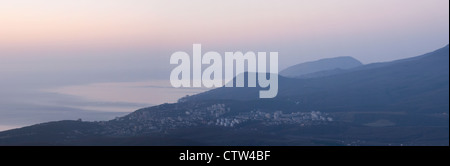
0,0 -> 448,131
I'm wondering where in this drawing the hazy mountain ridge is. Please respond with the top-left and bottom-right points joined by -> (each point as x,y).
0,45 -> 448,146
280,56 -> 363,78
185,45 -> 449,113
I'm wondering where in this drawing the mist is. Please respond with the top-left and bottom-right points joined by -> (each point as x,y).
0,0 -> 448,131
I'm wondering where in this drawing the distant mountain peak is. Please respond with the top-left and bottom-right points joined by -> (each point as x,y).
280,56 -> 362,78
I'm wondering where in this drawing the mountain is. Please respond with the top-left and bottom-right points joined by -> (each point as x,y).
185,45 -> 449,113
0,45 -> 448,146
280,56 -> 363,78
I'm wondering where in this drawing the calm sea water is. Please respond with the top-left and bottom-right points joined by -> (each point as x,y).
0,80 -> 209,131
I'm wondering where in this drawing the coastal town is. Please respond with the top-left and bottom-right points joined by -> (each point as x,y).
104,103 -> 333,136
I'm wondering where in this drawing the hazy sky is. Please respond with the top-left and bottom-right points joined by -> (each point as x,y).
0,0 -> 448,130
1,0 -> 448,65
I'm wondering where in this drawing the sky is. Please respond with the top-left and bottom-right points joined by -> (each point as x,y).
0,0 -> 449,130
1,0 -> 449,64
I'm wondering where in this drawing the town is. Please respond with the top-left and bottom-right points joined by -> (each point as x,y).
103,103 -> 333,136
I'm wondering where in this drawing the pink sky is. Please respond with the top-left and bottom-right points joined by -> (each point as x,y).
1,0 -> 448,61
